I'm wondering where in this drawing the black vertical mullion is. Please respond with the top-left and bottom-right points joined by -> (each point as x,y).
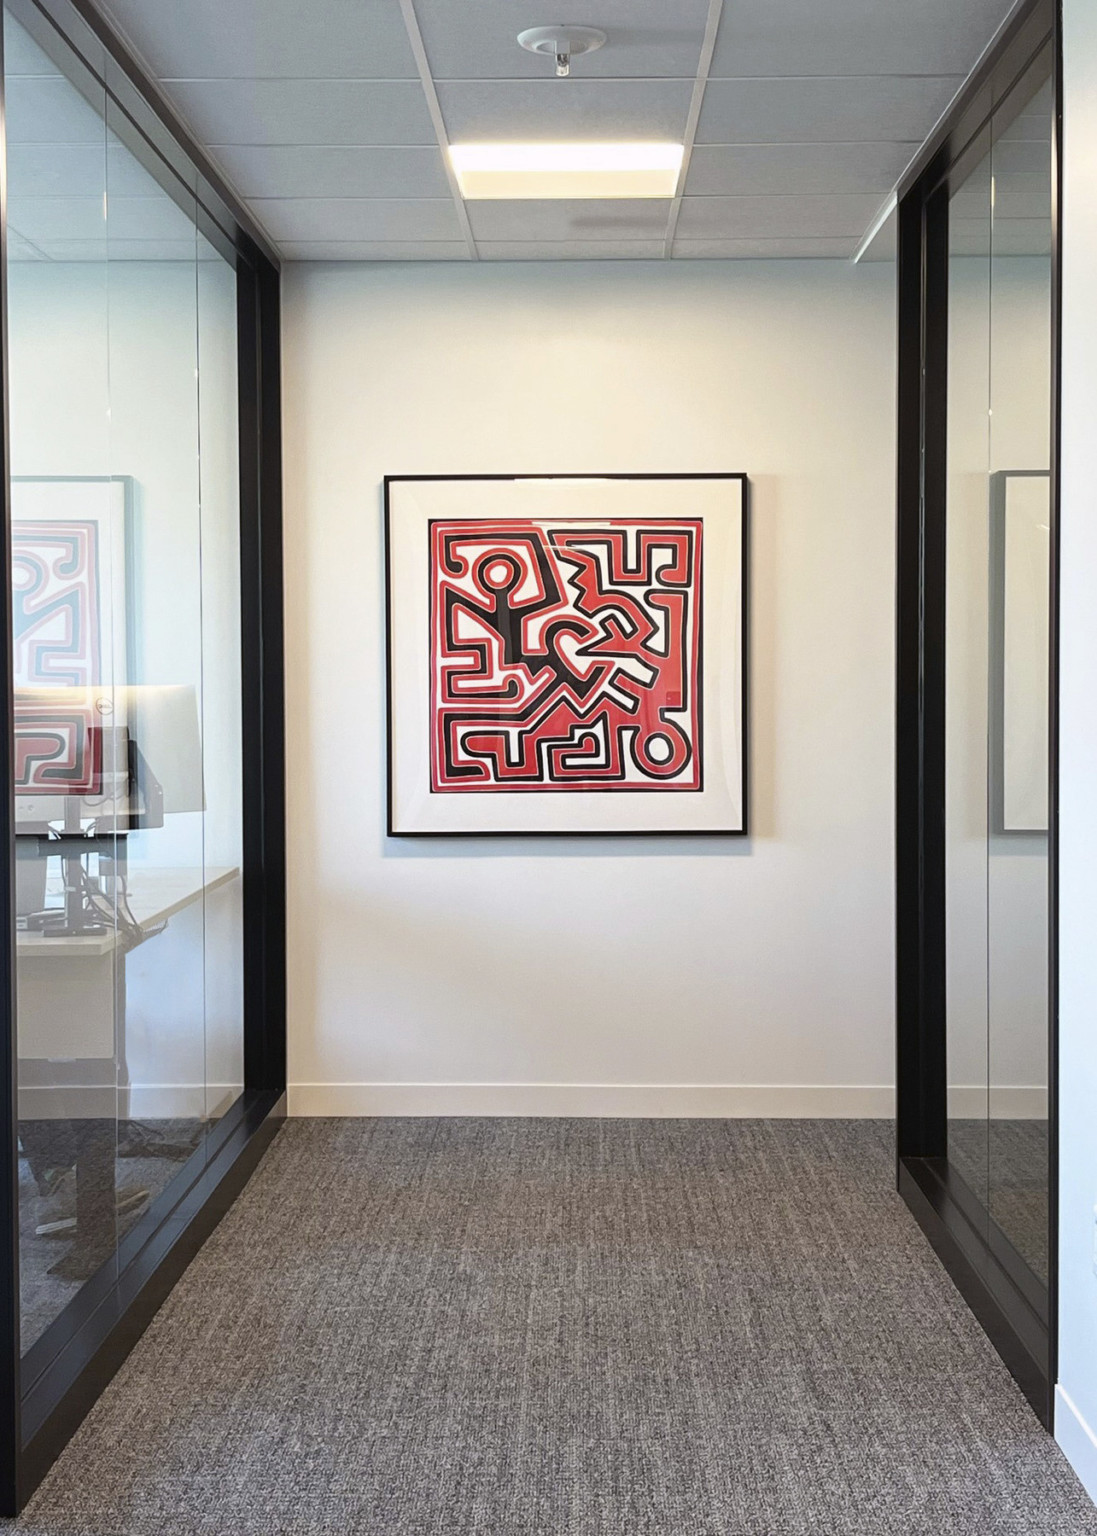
895,189 -> 927,1162
896,188 -> 948,1163
919,181 -> 951,1158
238,251 -> 286,1099
0,9 -> 23,1514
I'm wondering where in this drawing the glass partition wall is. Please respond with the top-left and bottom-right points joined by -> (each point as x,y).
0,0 -> 285,1510
896,0 -> 1058,1425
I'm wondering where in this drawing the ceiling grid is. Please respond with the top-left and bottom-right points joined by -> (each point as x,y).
663,0 -> 725,257
11,0 -> 1030,263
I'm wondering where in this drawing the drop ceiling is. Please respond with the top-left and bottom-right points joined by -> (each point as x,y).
39,0 -> 1025,261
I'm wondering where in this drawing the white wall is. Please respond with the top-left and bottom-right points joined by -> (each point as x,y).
282,258 -> 899,1117
1056,0 -> 1097,1492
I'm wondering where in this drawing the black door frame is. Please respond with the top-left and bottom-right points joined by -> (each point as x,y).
895,0 -> 1061,1426
0,0 -> 286,1509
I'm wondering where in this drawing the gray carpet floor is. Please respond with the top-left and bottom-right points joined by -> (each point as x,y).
12,1118 -> 1097,1536
949,1117 -> 1050,1282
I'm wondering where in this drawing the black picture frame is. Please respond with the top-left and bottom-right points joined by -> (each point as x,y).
989,469 -> 1052,838
384,472 -> 750,839
0,0 -> 287,1511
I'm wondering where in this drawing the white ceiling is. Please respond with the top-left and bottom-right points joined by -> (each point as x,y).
28,0 -> 1025,261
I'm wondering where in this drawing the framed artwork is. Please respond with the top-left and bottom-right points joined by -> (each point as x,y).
990,469 -> 1050,835
10,476 -> 132,796
385,473 -> 748,836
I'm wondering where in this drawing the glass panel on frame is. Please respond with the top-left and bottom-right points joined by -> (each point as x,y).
986,77 -> 1053,1286
4,2 -> 245,1358
944,138 -> 993,1223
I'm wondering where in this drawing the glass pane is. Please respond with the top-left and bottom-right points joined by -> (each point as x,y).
6,7 -> 247,1355
6,9 -> 119,1349
987,78 -> 1053,1283
100,118 -> 207,1227
197,234 -> 244,1124
945,144 -> 993,1217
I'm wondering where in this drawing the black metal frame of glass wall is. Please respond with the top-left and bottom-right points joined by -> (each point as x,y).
0,0 -> 286,1511
895,0 -> 1060,1427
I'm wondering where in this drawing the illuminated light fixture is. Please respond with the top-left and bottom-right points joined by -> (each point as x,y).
449,142 -> 684,200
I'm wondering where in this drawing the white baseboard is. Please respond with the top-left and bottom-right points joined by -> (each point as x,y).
287,1082 -> 897,1118
947,1085 -> 1049,1119
18,1083 -> 240,1121
1056,1386 -> 1097,1508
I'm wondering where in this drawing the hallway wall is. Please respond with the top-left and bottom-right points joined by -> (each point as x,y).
281,258 -> 898,1115
1056,0 -> 1097,1492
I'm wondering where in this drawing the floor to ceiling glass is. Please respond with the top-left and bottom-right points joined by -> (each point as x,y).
4,5 -> 244,1353
943,72 -> 1053,1288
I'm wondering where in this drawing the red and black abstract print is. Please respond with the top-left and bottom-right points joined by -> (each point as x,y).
430,518 -> 702,793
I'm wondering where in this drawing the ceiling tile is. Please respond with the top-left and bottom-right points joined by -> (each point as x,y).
7,230 -> 48,262
992,175 -> 1051,223
984,222 -> 1052,257
7,196 -> 97,242
3,16 -> 61,76
251,198 -> 462,242
16,238 -> 203,262
478,240 -> 666,259
709,0 -> 1016,77
8,194 -> 195,244
7,143 -> 105,198
94,0 -> 417,80
5,77 -> 105,146
414,0 -> 708,79
108,196 -> 198,240
674,237 -> 858,257
281,241 -> 472,260
7,139 -> 192,203
999,79 -> 1053,141
686,141 -> 915,197
948,220 -> 1050,258
437,80 -> 693,144
992,140 -> 1051,177
676,193 -> 883,239
159,80 -> 435,147
697,76 -> 963,145
207,145 -> 451,200
467,198 -> 669,242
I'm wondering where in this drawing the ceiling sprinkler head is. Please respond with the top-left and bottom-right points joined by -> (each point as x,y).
517,25 -> 607,78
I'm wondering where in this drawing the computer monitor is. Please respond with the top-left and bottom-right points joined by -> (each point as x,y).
12,684 -> 201,836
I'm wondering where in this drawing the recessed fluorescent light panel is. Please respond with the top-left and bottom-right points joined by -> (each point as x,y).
449,142 -> 683,200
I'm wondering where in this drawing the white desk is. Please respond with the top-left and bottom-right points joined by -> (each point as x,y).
17,865 -> 239,1065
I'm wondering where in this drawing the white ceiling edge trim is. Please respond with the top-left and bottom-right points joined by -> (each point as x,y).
848,0 -> 1038,267
663,0 -> 725,259
396,0 -> 479,259
852,191 -> 897,263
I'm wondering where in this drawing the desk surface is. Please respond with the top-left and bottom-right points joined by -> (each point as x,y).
17,866 -> 239,959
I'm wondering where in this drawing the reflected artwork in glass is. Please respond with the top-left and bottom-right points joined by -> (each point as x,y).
5,5 -> 245,1352
943,73 -> 1053,1287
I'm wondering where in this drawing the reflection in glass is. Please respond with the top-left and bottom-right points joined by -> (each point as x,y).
945,142 -> 992,1218
943,71 -> 1052,1287
987,79 -> 1053,1284
5,7 -> 244,1352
